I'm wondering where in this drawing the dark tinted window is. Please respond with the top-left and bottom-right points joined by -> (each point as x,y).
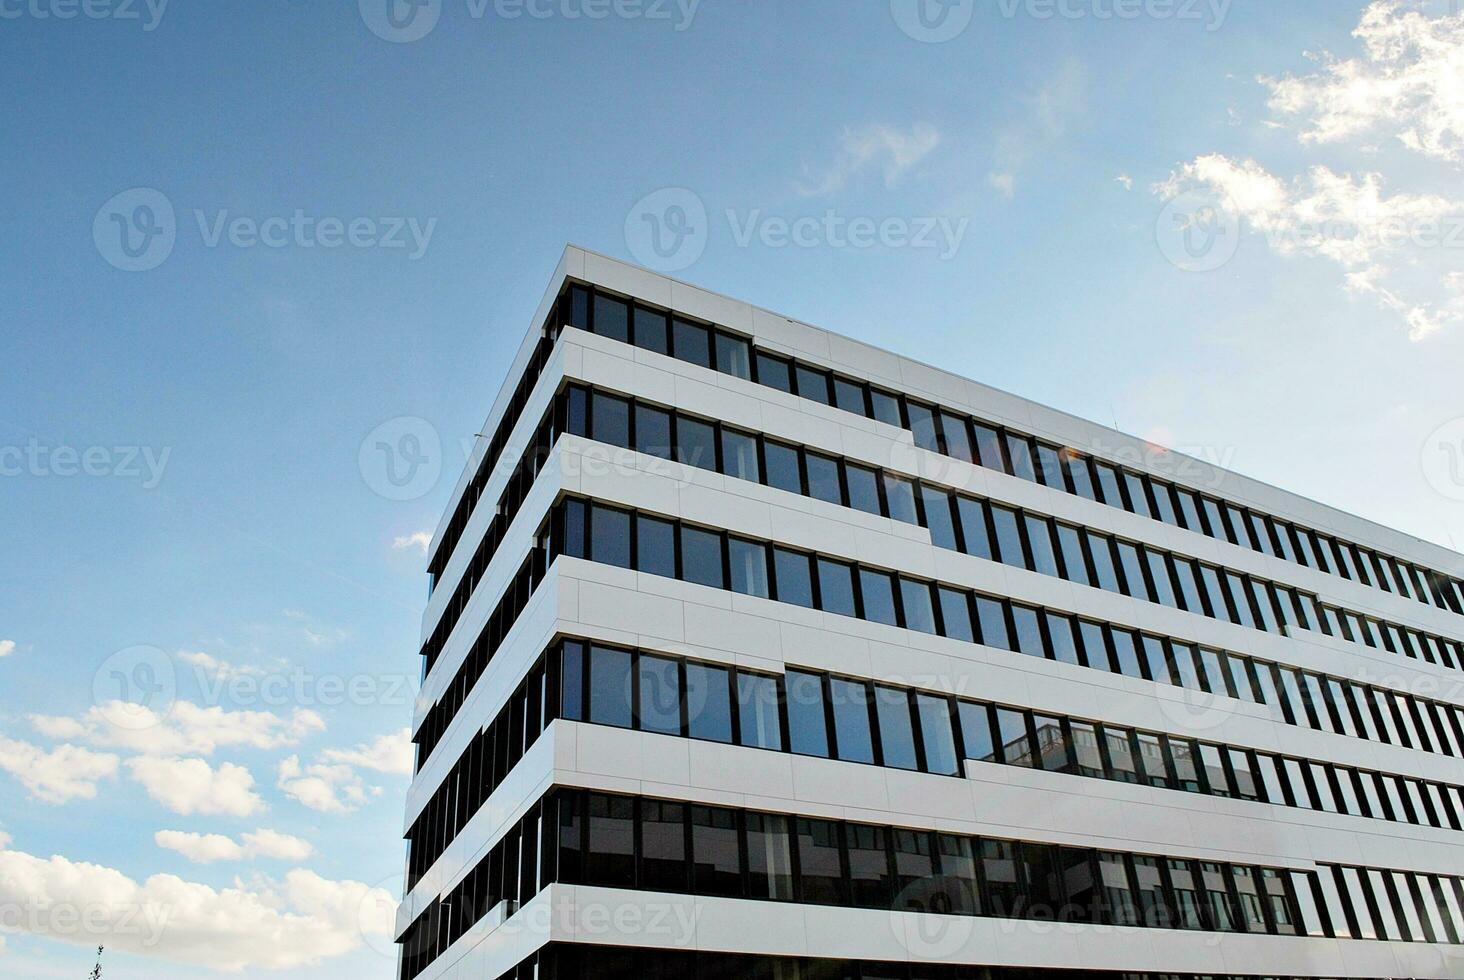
584,793 -> 635,885
764,441 -> 802,494
691,805 -> 741,896
829,677 -> 875,764
634,404 -> 672,459
773,548 -> 814,607
869,388 -> 902,426
786,670 -> 829,757
795,365 -> 831,404
876,686 -> 918,770
728,537 -> 768,597
675,416 -> 718,471
817,559 -> 856,617
745,813 -> 793,900
805,452 -> 842,505
900,578 -> 937,634
592,294 -> 629,341
640,799 -> 686,891
737,673 -> 782,751
917,694 -> 958,775
755,352 -> 792,392
845,463 -> 882,515
637,515 -> 677,578
714,332 -> 750,379
942,413 -> 973,462
859,569 -> 898,625
922,487 -> 957,549
633,306 -> 668,353
938,587 -> 974,641
721,428 -> 760,482
833,377 -> 866,415
1006,435 -> 1037,482
680,525 -> 724,589
975,596 -> 1010,649
638,654 -> 682,735
591,391 -> 630,446
990,505 -> 1025,567
591,505 -> 632,567
907,402 -> 940,453
796,818 -> 844,905
672,319 -> 711,367
588,646 -> 633,728
686,663 -> 733,743
883,474 -> 918,524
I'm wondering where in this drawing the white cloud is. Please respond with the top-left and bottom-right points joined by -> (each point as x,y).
276,756 -> 368,814
797,122 -> 941,196
987,172 -> 1015,198
0,640 -> 15,658
176,650 -> 263,680
321,728 -> 414,777
1115,173 -> 1134,191
1155,154 -> 1464,339
240,828 -> 313,861
31,701 -> 325,757
392,531 -> 432,554
1263,0 -> 1464,165
0,847 -> 393,970
127,757 -> 264,817
155,827 -> 313,863
155,830 -> 242,863
0,737 -> 118,804
0,830 -> 13,849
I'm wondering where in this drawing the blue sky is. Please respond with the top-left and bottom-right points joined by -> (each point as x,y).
2,1 -> 1462,976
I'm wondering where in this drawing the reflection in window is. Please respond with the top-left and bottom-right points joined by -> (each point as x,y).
589,646 -> 633,729
846,463 -> 881,515
728,537 -> 769,597
829,678 -> 875,764
591,505 -> 632,568
637,516 -> 676,578
737,672 -> 782,750
686,663 -> 732,743
714,332 -> 750,379
773,548 -> 814,608
638,655 -> 682,735
817,558 -> 856,617
720,428 -> 760,482
785,670 -> 829,757
859,569 -> 898,626
673,319 -> 711,367
917,694 -> 958,776
876,686 -> 918,770
680,525 -> 724,589
763,440 -> 802,494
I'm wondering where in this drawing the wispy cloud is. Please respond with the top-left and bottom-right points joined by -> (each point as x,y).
155,827 -> 313,863
797,122 -> 942,196
1262,0 -> 1464,166
1115,174 -> 1134,191
987,172 -> 1016,198
989,60 -> 1087,198
0,640 -> 15,659
392,530 -> 432,554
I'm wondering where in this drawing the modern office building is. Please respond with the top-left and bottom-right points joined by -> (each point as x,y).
396,245 -> 1464,980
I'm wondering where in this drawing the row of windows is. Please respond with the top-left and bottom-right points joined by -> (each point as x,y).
1317,861 -> 1464,944
562,281 -> 1464,623
399,796 -> 547,980
553,791 -> 1319,937
399,784 -> 1325,980
407,643 -> 559,886
427,318 -> 559,587
419,404 -> 557,681
552,499 -> 1464,766
566,382 -> 1464,678
500,946 -> 1363,980
409,628 -> 1464,909
414,551 -> 545,769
